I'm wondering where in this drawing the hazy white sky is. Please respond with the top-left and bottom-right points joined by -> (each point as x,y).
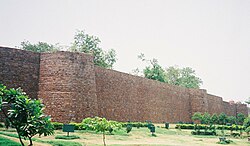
0,0 -> 249,102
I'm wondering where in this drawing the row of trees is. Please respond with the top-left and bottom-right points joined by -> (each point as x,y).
192,112 -> 246,125
0,84 -> 53,146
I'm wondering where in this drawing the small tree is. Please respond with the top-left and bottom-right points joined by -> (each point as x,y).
218,113 -> 227,125
202,112 -> 211,125
192,112 -> 203,123
236,113 -> 245,125
86,117 -> 122,146
227,116 -> 237,124
0,84 -> 54,146
211,114 -> 218,125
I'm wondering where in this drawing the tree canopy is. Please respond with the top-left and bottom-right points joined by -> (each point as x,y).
20,41 -> 59,53
19,30 -> 117,69
136,53 -> 203,89
69,30 -> 117,69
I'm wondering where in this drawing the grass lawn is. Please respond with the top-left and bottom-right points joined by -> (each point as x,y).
0,135 -> 21,146
0,124 -> 249,146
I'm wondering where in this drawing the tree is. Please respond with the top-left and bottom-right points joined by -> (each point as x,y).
227,116 -> 237,124
202,112 -> 211,124
82,117 -> 122,146
211,113 -> 218,124
70,30 -> 117,69
218,113 -> 227,125
137,54 -> 203,88
20,41 -> 59,53
0,84 -> 54,146
192,112 -> 203,123
236,113 -> 245,125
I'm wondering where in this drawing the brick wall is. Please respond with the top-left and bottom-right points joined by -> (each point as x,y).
95,67 -> 192,123
38,51 -> 98,123
0,47 -> 40,98
206,94 -> 224,114
0,47 -> 248,123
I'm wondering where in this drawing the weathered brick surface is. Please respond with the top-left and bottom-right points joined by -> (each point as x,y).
206,94 -> 224,114
38,52 -> 98,123
95,67 -> 193,123
0,47 -> 40,98
0,47 -> 248,123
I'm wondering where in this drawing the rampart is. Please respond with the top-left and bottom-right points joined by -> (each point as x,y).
0,47 -> 248,123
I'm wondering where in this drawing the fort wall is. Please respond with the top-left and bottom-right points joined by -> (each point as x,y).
38,51 -> 98,123
0,47 -> 248,123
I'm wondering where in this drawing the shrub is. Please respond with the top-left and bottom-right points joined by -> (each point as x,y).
245,126 -> 250,135
243,117 -> 250,128
52,122 -> 63,130
69,122 -> 84,130
122,122 -> 148,128
191,131 -> 216,135
126,124 -> 132,133
55,135 -> 80,140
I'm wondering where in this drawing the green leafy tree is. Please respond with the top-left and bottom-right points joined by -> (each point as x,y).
165,66 -> 181,85
178,67 -> 202,88
227,116 -> 237,124
218,113 -> 227,125
192,112 -> 203,123
236,113 -> 245,125
137,54 -> 202,88
20,41 -> 59,53
211,113 -> 218,124
202,112 -> 211,124
0,84 -> 54,146
70,30 -> 117,69
82,117 -> 122,146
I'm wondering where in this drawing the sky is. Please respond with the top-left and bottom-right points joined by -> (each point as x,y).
0,0 -> 249,103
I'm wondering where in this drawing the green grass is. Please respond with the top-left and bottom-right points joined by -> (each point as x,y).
0,135 -> 21,146
0,131 -> 19,138
0,131 -> 83,146
34,138 -> 82,146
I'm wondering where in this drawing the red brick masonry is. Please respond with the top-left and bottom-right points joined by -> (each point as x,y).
0,47 -> 248,123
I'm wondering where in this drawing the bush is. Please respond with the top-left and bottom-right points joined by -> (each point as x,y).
69,122 -> 84,130
122,122 -> 148,128
231,132 -> 240,137
245,126 -> 250,135
243,117 -> 250,128
216,125 -> 244,131
52,122 -> 63,130
191,131 -> 216,135
55,135 -> 80,140
126,124 -> 132,133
